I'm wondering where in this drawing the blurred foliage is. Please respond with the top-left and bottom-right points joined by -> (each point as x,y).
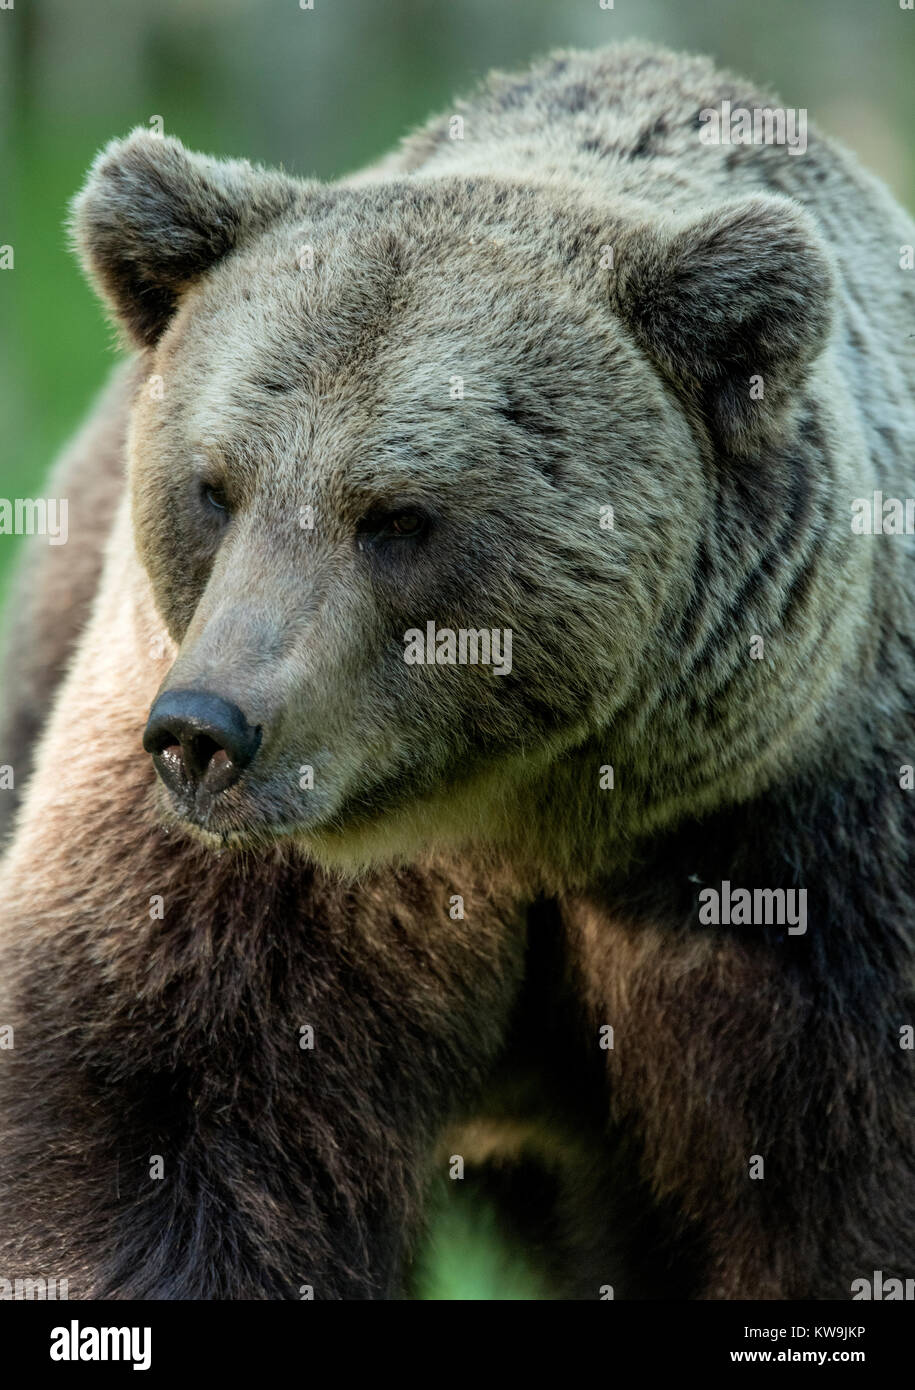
0,0 -> 912,1298
409,1179 -> 548,1300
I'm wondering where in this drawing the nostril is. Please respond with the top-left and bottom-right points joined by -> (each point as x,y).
147,730 -> 183,758
143,689 -> 261,802
188,733 -> 226,778
197,741 -> 239,795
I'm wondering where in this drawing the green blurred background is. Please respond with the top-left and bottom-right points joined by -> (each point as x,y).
0,0 -> 912,1298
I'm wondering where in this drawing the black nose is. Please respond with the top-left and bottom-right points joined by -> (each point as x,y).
143,690 -> 261,803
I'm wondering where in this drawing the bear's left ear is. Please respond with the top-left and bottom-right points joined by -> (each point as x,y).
70,129 -> 301,347
609,194 -> 835,455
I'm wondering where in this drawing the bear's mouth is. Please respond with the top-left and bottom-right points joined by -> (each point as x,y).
148,758 -> 347,851
146,725 -> 532,865
153,785 -> 298,851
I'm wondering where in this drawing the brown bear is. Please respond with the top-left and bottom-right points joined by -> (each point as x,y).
2,40 -> 914,1299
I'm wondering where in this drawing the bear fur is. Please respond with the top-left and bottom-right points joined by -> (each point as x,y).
1,41 -> 914,1299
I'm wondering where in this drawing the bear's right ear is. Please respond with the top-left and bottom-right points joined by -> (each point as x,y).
71,129 -> 300,347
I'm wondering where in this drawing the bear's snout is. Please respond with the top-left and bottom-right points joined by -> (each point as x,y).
143,689 -> 262,810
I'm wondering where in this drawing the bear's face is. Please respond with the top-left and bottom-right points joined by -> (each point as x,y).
74,132 -> 834,866
127,200 -> 694,857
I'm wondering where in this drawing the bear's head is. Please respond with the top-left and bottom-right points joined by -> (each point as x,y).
73,130 -> 838,874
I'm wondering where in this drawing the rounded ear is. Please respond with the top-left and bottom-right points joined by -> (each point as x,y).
70,129 -> 301,347
609,194 -> 836,455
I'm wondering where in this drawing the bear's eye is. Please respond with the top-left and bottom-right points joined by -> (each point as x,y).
359,507 -> 431,544
201,482 -> 230,516
386,511 -> 425,538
